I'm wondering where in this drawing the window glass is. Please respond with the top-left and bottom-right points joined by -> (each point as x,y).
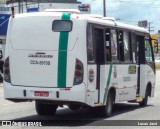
136,35 -> 145,64
131,33 -> 136,63
123,31 -> 131,62
118,31 -> 124,61
111,30 -> 118,62
145,39 -> 153,62
105,29 -> 111,62
52,20 -> 72,32
0,7 -> 10,11
87,25 -> 95,63
94,28 -> 105,64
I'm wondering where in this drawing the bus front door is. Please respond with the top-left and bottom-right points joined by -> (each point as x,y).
136,35 -> 145,96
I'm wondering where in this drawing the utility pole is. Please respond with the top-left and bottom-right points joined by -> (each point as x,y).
148,22 -> 154,33
18,0 -> 21,13
25,0 -> 28,10
103,0 -> 106,17
22,0 -> 24,13
38,0 -> 40,11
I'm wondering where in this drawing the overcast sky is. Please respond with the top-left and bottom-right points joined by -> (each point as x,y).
78,0 -> 160,33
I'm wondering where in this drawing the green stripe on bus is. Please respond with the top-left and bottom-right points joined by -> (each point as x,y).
57,13 -> 71,88
103,64 -> 113,105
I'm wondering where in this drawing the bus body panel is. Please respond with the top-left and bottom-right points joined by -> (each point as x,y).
3,81 -> 86,103
4,12 -> 156,109
9,50 -> 79,87
4,13 -> 92,106
9,14 -> 78,51
86,65 -> 97,106
7,14 -> 82,88
139,65 -> 155,98
99,65 -> 137,104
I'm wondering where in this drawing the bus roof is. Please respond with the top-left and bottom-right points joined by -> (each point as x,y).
81,14 -> 149,34
13,11 -> 149,34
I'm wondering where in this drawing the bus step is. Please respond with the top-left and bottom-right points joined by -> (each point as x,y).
94,103 -> 103,106
136,97 -> 143,102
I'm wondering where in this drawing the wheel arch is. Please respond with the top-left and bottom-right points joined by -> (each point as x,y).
108,87 -> 116,103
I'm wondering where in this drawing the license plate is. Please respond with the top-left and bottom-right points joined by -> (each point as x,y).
34,91 -> 49,97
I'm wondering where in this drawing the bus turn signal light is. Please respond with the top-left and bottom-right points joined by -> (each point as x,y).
4,57 -> 11,83
73,59 -> 84,85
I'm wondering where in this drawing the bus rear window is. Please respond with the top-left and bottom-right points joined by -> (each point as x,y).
52,20 -> 72,32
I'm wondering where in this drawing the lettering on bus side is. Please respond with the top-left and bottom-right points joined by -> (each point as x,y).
123,76 -> 131,82
28,54 -> 53,58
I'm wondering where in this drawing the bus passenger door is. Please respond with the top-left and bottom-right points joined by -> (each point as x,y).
94,28 -> 105,104
86,25 -> 105,105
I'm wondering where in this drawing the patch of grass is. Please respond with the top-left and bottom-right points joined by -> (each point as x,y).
156,63 -> 160,70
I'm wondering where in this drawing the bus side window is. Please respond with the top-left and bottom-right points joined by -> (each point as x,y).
110,30 -> 118,62
87,24 -> 95,63
118,30 -> 124,62
131,33 -> 137,63
93,28 -> 105,65
105,29 -> 111,62
123,31 -> 131,62
145,38 -> 153,62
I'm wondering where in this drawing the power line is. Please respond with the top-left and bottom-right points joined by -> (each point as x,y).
80,0 -> 160,7
107,0 -> 160,8
108,3 -> 160,8
108,0 -> 160,2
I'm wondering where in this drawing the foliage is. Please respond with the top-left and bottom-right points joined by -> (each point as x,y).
156,63 -> 160,70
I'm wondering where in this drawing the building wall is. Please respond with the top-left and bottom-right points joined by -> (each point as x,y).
39,3 -> 81,11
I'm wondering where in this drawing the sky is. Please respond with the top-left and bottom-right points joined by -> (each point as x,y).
78,0 -> 160,33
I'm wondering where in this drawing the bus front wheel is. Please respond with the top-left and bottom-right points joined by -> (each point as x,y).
139,88 -> 149,107
35,101 -> 58,116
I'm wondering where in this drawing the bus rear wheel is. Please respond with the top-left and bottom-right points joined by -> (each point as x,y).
35,101 -> 58,116
101,92 -> 114,117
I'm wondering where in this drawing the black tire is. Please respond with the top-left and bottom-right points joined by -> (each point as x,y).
68,105 -> 81,111
139,88 -> 149,107
35,102 -> 58,116
101,92 -> 114,117
0,60 -> 4,74
0,73 -> 3,82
